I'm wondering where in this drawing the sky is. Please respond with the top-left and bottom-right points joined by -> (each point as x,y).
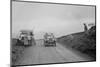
12,1 -> 95,39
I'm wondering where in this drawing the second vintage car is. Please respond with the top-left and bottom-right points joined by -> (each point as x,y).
44,33 -> 56,47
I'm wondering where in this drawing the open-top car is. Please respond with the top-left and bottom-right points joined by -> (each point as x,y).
44,33 -> 56,47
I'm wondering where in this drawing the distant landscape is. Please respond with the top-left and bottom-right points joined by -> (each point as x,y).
11,25 -> 96,65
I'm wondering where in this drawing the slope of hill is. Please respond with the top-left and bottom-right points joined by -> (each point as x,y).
57,26 -> 96,59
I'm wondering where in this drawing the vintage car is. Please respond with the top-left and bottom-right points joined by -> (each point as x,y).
17,30 -> 34,46
44,33 -> 56,47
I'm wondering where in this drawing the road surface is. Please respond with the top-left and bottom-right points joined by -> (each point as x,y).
16,40 -> 94,65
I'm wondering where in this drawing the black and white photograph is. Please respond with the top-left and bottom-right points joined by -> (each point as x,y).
11,0 -> 96,66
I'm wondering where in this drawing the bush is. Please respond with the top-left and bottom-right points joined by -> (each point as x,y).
11,38 -> 25,65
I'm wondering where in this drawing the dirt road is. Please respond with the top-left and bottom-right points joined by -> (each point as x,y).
16,40 -> 93,65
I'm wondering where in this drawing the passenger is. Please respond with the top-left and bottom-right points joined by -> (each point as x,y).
27,35 -> 31,45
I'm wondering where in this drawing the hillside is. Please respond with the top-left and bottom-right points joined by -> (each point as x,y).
57,26 -> 96,58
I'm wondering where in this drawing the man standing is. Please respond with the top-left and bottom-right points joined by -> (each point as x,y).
83,23 -> 88,32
